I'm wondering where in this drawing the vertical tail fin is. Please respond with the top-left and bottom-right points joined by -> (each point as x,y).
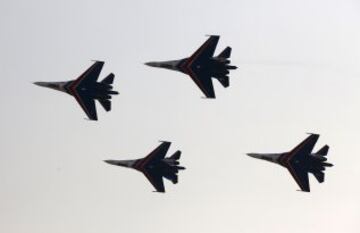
217,47 -> 232,59
170,150 -> 181,160
101,73 -> 115,85
316,145 -> 329,156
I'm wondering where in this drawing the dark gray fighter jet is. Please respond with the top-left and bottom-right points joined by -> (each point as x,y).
145,35 -> 237,98
104,141 -> 185,193
34,61 -> 118,120
247,134 -> 333,192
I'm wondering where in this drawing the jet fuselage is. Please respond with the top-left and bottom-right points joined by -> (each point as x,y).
145,56 -> 236,81
247,152 -> 333,173
247,134 -> 333,192
34,61 -> 118,120
145,35 -> 237,98
104,156 -> 185,187
34,80 -> 118,101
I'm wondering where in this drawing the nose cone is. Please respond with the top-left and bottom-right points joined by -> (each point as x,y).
33,81 -> 66,93
246,153 -> 281,164
144,62 -> 161,67
246,153 -> 261,159
103,160 -> 130,167
104,160 -> 118,166
144,60 -> 182,71
33,82 -> 48,88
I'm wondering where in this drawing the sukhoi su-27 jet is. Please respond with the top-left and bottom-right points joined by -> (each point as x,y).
34,61 -> 118,120
104,141 -> 185,193
145,35 -> 237,98
247,134 -> 333,192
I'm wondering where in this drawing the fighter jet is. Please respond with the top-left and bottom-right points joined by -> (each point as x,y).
145,35 -> 237,98
247,134 -> 333,192
34,61 -> 118,120
104,141 -> 185,193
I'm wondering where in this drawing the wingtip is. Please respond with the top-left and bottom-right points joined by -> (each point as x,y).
205,34 -> 220,38
201,96 -> 216,99
158,140 -> 171,143
306,132 -> 319,136
152,190 -> 166,193
91,59 -> 105,63
297,189 -> 311,193
84,117 -> 98,121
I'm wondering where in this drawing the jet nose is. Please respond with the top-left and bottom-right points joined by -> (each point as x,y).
246,153 -> 263,160
103,160 -> 117,166
104,159 -> 130,167
246,153 -> 257,158
33,82 -> 47,87
144,62 -> 159,67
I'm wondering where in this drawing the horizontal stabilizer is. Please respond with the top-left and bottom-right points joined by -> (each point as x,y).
217,76 -> 229,88
170,150 -> 181,160
164,173 -> 178,184
218,47 -> 232,59
99,99 -> 111,111
316,145 -> 329,156
101,73 -> 115,85
313,171 -> 325,183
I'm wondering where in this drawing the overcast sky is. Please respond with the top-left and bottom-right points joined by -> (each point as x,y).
0,0 -> 360,232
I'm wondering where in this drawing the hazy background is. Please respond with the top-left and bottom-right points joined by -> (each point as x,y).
0,0 -> 359,232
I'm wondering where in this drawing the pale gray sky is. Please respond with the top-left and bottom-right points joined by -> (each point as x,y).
0,0 -> 360,232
